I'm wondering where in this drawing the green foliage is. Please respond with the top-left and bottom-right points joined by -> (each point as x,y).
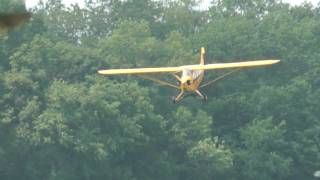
98,20 -> 159,67
187,137 -> 233,179
0,0 -> 319,179
235,118 -> 292,180
170,107 -> 212,147
0,0 -> 26,13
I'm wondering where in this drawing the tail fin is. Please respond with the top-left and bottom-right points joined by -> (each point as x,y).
200,47 -> 205,65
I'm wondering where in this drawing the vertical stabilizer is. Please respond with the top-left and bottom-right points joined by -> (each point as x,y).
200,47 -> 205,65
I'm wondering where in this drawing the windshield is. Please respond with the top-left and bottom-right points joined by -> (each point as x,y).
182,69 -> 192,77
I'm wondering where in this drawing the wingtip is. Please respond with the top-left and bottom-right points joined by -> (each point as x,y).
266,59 -> 280,64
97,69 -> 107,75
273,59 -> 281,64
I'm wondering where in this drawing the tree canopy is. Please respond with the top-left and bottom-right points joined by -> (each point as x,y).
0,0 -> 319,179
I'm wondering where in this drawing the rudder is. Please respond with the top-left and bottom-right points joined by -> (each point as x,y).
200,47 -> 205,65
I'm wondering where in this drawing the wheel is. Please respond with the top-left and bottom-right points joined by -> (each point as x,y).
171,96 -> 177,103
203,95 -> 208,101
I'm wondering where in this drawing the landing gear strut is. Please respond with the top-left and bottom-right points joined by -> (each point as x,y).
171,89 -> 208,103
172,90 -> 184,103
195,89 -> 207,101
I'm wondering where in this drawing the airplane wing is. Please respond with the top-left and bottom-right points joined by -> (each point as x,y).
98,67 -> 181,75
98,60 -> 279,75
202,59 -> 280,70
182,60 -> 280,71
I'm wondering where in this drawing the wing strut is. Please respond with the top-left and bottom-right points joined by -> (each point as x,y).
137,75 -> 180,89
200,68 -> 241,89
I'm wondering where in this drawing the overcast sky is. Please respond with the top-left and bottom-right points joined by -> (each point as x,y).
25,0 -> 320,9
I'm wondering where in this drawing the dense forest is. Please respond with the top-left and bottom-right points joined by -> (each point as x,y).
0,0 -> 320,179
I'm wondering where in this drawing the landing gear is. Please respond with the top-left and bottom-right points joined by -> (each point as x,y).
171,90 -> 208,103
172,96 -> 177,103
195,89 -> 207,101
203,95 -> 208,101
171,90 -> 185,103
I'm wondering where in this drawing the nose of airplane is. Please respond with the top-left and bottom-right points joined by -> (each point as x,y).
181,76 -> 192,86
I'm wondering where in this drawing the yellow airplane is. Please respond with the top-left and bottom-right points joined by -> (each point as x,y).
98,47 -> 280,102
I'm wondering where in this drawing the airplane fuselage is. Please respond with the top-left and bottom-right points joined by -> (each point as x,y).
172,68 -> 206,102
172,47 -> 207,102
180,69 -> 204,91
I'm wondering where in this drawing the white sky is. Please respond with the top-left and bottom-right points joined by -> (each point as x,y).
25,0 -> 320,9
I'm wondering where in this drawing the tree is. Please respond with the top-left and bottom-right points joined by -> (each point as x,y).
0,0 -> 320,179
0,0 -> 26,13
235,118 -> 292,180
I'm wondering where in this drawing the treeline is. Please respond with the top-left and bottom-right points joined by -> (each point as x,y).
0,0 -> 319,179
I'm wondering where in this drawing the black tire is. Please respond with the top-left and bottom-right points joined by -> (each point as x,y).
171,96 -> 177,103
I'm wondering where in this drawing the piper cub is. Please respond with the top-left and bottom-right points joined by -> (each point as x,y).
98,47 -> 279,102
